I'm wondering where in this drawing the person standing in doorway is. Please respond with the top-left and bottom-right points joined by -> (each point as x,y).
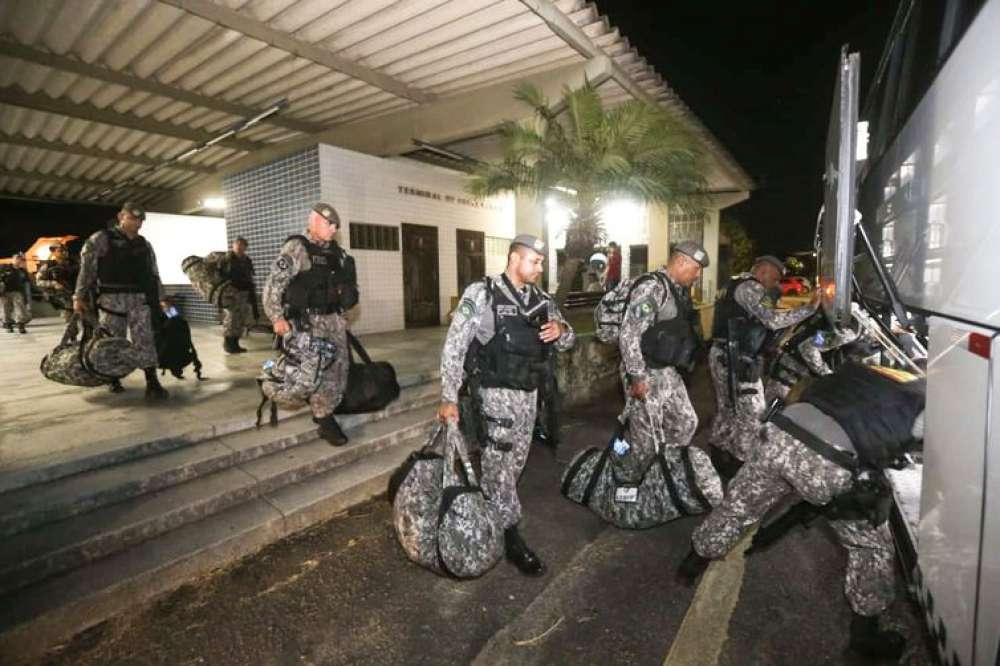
605,241 -> 622,291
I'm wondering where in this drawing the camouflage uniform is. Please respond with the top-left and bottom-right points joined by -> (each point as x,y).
709,277 -> 816,461
1,266 -> 32,326
36,258 -> 79,323
692,423 -> 895,616
764,327 -> 857,404
441,275 -> 575,529
617,271 -> 704,481
220,252 -> 255,337
75,228 -> 165,369
262,231 -> 350,420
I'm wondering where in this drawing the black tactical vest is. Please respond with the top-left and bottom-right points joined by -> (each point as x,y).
640,275 -> 701,370
225,253 -> 254,290
283,235 -> 357,316
478,275 -> 552,391
800,363 -> 925,470
712,276 -> 771,356
46,260 -> 79,290
97,229 -> 153,293
1,267 -> 28,291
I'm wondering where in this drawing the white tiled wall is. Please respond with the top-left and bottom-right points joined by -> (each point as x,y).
318,144 -> 515,334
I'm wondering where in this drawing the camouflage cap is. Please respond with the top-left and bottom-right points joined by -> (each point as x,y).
672,240 -> 710,268
121,201 -> 146,220
754,254 -> 786,275
510,234 -> 546,255
311,202 -> 340,225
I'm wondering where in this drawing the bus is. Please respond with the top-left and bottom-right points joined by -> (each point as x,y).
816,1 -> 997,664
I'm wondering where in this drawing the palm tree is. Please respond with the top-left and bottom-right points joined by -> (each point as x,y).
467,81 -> 708,306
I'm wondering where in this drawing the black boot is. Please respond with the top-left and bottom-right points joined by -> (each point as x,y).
232,337 -> 248,353
849,613 -> 905,660
314,414 -> 348,446
108,379 -> 125,394
3,323 -> 12,333
144,367 -> 169,400
677,549 -> 711,586
223,337 -> 239,354
17,323 -> 26,334
505,526 -> 546,576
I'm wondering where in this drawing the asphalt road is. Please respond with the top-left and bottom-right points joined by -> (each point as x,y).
42,363 -> 934,666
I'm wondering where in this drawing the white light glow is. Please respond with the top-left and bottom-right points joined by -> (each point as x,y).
141,213 -> 227,285
203,197 -> 226,210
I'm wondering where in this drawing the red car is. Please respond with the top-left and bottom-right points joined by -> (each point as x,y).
780,276 -> 812,296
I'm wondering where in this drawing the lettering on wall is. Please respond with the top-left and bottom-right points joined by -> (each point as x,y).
397,184 -> 502,211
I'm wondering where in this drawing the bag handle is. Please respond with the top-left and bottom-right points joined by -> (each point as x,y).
443,421 -> 478,488
623,400 -> 665,455
345,330 -> 372,365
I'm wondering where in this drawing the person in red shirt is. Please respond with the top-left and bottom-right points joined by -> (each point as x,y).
604,241 -> 622,291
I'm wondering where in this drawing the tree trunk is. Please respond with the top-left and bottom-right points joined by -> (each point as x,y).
551,198 -> 601,309
552,257 -> 583,309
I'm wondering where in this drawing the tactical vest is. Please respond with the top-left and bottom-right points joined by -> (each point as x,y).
225,253 -> 254,290
97,229 -> 154,293
283,235 -> 356,316
799,363 -> 925,470
640,276 -> 701,370
46,261 -> 79,290
770,315 -> 826,387
477,275 -> 552,391
1,267 -> 28,292
712,276 -> 771,357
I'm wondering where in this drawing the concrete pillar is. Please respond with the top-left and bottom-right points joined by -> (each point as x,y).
648,203 -> 670,271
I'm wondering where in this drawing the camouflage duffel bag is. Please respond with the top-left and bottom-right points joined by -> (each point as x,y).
181,253 -> 241,310
41,316 -> 140,386
256,330 -> 338,427
390,422 -> 504,578
561,416 -> 724,529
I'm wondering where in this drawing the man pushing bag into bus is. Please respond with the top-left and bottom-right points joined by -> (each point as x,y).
678,362 -> 925,660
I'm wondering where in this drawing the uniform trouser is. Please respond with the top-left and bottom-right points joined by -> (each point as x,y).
692,425 -> 896,617
618,365 -> 699,482
222,290 -> 254,337
707,346 -> 766,461
762,378 -> 791,406
479,386 -> 537,530
97,293 -> 158,368
2,292 -> 31,325
303,312 -> 349,419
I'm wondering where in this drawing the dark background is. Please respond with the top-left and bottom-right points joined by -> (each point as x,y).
594,0 -> 900,256
0,3 -> 900,257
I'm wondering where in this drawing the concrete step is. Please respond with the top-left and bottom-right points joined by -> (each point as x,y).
0,380 -> 440,538
0,435 -> 425,664
0,368 -> 441,495
0,405 -> 437,595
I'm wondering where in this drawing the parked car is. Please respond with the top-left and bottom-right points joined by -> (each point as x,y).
780,276 -> 811,296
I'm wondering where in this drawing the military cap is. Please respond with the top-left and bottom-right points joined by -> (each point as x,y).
510,234 -> 546,254
120,201 -> 146,221
754,254 -> 786,275
234,236 -> 248,245
671,240 -> 710,268
311,202 -> 340,225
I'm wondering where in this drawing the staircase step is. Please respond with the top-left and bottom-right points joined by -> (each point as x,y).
0,372 -> 440,495
0,384 -> 439,537
0,406 -> 436,594
0,436 -> 426,663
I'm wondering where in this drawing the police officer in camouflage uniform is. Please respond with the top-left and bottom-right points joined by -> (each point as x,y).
708,255 -> 818,467
1,253 -> 32,334
263,203 -> 358,446
437,234 -> 575,576
763,312 -> 857,405
36,243 -> 79,325
679,363 -> 924,660
74,202 -> 170,399
618,241 -> 710,481
219,237 -> 256,354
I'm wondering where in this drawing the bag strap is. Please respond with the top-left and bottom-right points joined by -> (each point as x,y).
443,422 -> 478,488
346,330 -> 371,365
657,454 -> 688,515
679,447 -> 710,512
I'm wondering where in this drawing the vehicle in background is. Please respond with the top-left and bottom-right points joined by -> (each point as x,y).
818,2 -> 997,664
779,275 -> 811,296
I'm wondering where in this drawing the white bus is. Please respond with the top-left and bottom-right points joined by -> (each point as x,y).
817,1 -> 998,664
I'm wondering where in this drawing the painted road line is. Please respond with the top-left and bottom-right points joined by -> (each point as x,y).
663,528 -> 757,666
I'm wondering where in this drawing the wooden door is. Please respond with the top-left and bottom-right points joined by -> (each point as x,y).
455,229 -> 485,293
401,223 -> 440,327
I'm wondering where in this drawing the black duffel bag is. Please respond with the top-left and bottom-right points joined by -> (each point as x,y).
335,331 -> 401,414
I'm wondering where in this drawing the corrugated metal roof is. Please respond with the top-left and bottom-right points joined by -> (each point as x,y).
0,0 -> 751,207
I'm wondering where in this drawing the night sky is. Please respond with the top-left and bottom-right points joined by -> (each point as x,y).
595,0 -> 900,256
0,3 -> 900,257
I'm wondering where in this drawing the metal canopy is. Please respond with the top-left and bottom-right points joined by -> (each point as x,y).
0,0 -> 752,207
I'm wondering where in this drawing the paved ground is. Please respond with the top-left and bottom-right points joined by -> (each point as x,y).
34,362 -> 935,666
0,316 -> 445,478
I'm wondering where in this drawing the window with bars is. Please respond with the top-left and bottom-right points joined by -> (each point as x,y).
349,223 -> 399,251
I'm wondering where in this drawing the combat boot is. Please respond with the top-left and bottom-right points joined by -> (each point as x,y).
314,414 -> 348,446
143,367 -> 169,400
3,323 -> 12,333
108,379 -> 125,394
223,337 -> 239,354
677,548 -> 711,586
849,613 -> 905,660
505,526 -> 546,576
17,323 -> 26,334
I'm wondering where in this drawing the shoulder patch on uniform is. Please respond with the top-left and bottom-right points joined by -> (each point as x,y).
275,255 -> 292,271
457,297 -> 477,318
631,298 -> 656,318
